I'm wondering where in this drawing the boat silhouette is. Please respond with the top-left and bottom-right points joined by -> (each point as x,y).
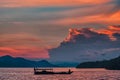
34,68 -> 73,75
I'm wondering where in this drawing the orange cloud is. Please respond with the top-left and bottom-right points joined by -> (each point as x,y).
0,47 -> 49,59
109,26 -> 120,30
65,25 -> 120,42
51,11 -> 120,25
0,33 -> 45,47
0,33 -> 50,59
97,26 -> 120,40
0,0 -> 111,7
0,0 -> 118,27
99,25 -> 120,34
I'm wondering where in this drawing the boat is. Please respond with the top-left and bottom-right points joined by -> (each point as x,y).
34,68 -> 73,75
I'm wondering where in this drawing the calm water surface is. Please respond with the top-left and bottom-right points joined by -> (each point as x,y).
0,68 -> 120,80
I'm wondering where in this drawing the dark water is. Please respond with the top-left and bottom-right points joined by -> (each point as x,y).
0,68 -> 120,80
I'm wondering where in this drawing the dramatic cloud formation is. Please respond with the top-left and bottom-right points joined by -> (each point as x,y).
49,25 -> 120,62
0,0 -> 120,60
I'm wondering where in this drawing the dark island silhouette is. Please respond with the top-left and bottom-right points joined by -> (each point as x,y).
0,55 -> 120,70
76,56 -> 120,70
0,55 -> 57,67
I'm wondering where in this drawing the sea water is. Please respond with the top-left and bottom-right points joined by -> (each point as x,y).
0,68 -> 120,80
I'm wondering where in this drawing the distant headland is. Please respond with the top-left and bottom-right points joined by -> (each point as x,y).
76,56 -> 120,70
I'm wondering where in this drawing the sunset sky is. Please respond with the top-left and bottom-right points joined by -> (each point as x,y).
0,0 -> 120,60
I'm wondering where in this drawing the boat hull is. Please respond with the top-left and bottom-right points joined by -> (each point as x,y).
34,71 -> 73,75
